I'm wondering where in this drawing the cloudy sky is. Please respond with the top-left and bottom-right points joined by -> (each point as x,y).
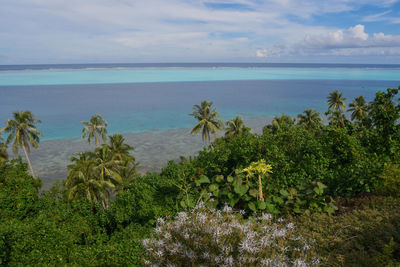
1,0 -> 400,64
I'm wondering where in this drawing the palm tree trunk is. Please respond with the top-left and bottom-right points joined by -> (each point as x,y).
22,145 -> 35,178
258,174 -> 264,202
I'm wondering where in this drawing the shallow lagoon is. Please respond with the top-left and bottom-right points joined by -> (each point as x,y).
1,65 -> 400,188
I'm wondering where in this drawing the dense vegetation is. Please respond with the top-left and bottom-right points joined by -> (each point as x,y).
1,87 -> 400,266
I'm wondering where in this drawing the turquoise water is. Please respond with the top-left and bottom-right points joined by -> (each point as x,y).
1,66 -> 400,86
1,65 -> 400,141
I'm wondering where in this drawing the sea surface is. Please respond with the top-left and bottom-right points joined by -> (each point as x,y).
0,63 -> 399,188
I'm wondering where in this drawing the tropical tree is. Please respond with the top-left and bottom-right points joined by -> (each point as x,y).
348,96 -> 369,123
66,153 -> 114,209
327,110 -> 347,128
108,134 -> 135,162
264,113 -> 295,134
190,101 -> 224,144
0,111 -> 41,177
81,114 -> 108,146
225,116 -> 251,138
0,136 -> 8,162
242,159 -> 273,202
297,109 -> 323,129
327,89 -> 347,111
114,159 -> 138,192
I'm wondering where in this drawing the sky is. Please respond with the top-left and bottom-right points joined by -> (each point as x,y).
1,0 -> 400,64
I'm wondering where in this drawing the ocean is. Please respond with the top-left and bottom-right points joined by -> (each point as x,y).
0,63 -> 399,188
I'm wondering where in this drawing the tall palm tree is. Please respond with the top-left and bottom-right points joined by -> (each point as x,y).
190,101 -> 224,144
108,134 -> 135,162
0,111 -> 41,177
348,96 -> 368,122
327,110 -> 347,128
114,159 -> 138,192
0,136 -> 8,162
225,116 -> 251,138
265,113 -> 295,133
66,153 -> 114,209
327,90 -> 347,111
297,109 -> 323,129
81,114 -> 108,146
93,145 -> 122,187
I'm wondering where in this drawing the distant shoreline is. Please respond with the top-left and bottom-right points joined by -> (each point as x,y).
1,62 -> 400,71
13,116 -> 270,190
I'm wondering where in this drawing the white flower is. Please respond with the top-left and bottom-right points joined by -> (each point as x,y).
155,226 -> 163,234
286,222 -> 295,230
155,249 -> 163,258
293,258 -> 309,267
261,213 -> 273,221
273,228 -> 287,238
156,217 -> 165,226
223,204 -> 233,213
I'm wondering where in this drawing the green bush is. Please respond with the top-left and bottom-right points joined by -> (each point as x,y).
295,196 -> 400,266
377,163 -> 400,197
110,173 -> 179,227
0,159 -> 41,221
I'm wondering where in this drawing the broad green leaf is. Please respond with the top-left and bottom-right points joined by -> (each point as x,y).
195,175 -> 210,186
249,188 -> 258,198
234,184 -> 249,196
215,175 -> 224,183
280,189 -> 289,197
257,201 -> 267,210
248,202 -> 257,212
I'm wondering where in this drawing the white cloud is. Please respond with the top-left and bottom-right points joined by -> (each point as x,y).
1,0 -> 400,63
362,9 -> 400,24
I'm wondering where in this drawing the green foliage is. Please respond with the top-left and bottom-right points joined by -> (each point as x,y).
377,163 -> 400,197
296,196 -> 400,266
0,137 -> 8,162
110,173 -> 179,227
368,87 -> 400,159
225,115 -> 251,137
0,159 -> 41,221
65,134 -> 138,208
175,162 -> 337,216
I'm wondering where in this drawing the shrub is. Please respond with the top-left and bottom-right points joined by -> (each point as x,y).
0,159 -> 41,221
111,173 -> 179,227
295,196 -> 400,266
377,163 -> 400,197
143,204 -> 319,266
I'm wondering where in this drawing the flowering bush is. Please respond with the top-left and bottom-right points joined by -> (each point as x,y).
143,204 -> 320,266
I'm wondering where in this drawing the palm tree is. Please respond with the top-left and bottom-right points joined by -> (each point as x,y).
190,101 -> 224,144
92,145 -> 123,208
297,109 -> 323,129
348,96 -> 368,122
0,136 -> 8,162
0,111 -> 41,177
327,90 -> 347,111
66,153 -> 114,209
327,110 -> 347,128
225,116 -> 251,138
265,113 -> 295,133
81,114 -> 108,146
114,160 -> 138,192
108,134 -> 135,162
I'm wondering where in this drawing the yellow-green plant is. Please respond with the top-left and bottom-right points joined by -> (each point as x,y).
242,159 -> 272,202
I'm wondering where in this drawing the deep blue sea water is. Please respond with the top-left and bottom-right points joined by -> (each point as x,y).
1,63 -> 399,140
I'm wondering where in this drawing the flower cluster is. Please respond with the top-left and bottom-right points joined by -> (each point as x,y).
142,203 -> 320,266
